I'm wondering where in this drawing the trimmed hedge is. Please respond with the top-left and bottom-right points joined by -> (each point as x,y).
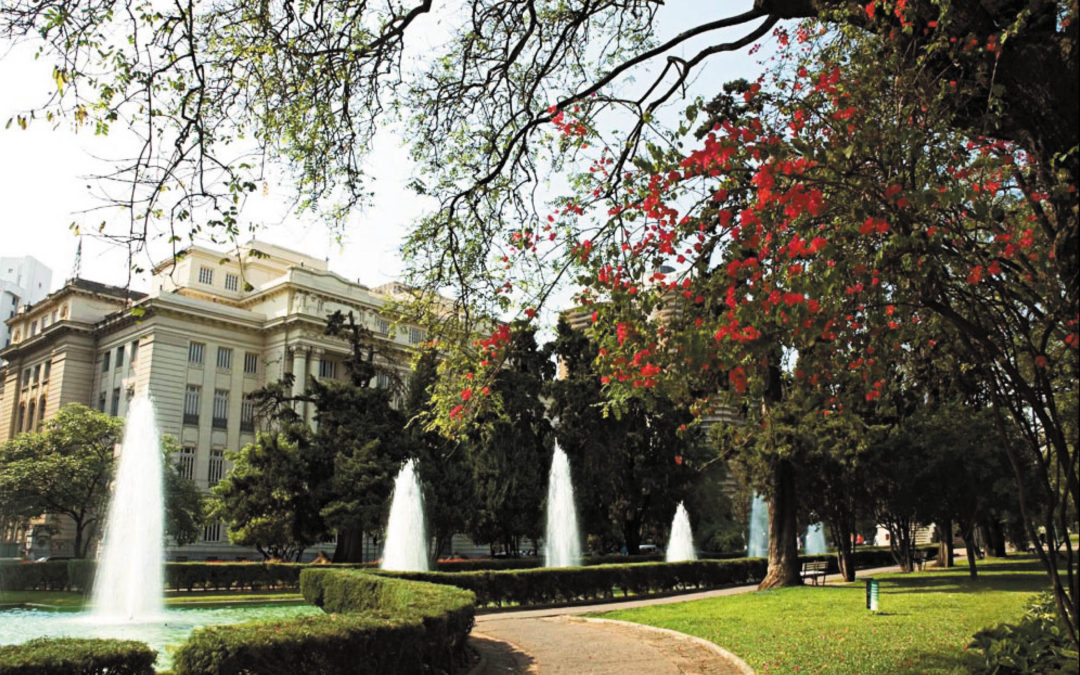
171,570 -> 475,675
0,562 -> 72,592
0,638 -> 155,675
374,548 -> 936,608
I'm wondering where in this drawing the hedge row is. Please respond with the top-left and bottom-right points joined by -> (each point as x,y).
376,559 -> 768,607
0,638 -> 155,675
0,547 -> 931,594
374,548 -> 935,608
0,562 -> 70,592
171,570 -> 475,675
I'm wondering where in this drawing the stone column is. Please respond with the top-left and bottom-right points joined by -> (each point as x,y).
306,348 -> 323,428
291,346 -> 308,419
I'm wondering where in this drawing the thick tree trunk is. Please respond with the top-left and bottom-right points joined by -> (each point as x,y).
759,460 -> 801,589
935,519 -> 954,567
982,519 -> 1007,558
332,528 -> 366,562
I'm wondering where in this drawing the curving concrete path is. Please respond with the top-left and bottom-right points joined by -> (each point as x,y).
467,564 -> 903,674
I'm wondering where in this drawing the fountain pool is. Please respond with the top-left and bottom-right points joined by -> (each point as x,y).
0,603 -> 321,670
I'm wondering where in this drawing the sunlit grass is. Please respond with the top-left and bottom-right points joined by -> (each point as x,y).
597,557 -> 1049,674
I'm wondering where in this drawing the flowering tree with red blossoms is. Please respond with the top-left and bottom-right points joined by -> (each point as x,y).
433,17 -> 1077,634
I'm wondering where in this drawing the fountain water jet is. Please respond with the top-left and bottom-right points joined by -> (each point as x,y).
92,394 -> 164,622
381,458 -> 429,571
544,444 -> 581,567
748,492 -> 769,558
665,502 -> 697,562
804,522 -> 827,555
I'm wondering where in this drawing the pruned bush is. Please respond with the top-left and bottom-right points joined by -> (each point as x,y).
0,562 -> 71,592
172,570 -> 474,675
0,638 -> 155,675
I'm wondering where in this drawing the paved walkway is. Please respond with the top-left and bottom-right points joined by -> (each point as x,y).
468,565 -> 903,674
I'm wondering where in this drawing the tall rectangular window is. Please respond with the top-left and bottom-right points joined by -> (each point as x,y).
243,352 -> 258,374
184,385 -> 201,425
374,372 -> 391,390
198,266 -> 214,285
98,392 -> 106,412
212,389 -> 229,429
101,352 -> 110,372
202,521 -> 223,543
216,346 -> 232,370
319,358 -> 336,379
375,318 -> 390,335
208,449 -> 225,486
177,446 -> 196,481
115,345 -> 124,370
130,340 -> 139,364
224,273 -> 239,291
188,341 -> 205,365
240,398 -> 255,432
110,387 -> 121,416
42,361 -> 51,381
409,327 -> 426,344
32,364 -> 40,383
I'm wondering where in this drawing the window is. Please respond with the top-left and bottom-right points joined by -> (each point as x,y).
240,398 -> 255,432
188,341 -> 205,365
184,385 -> 201,425
110,387 -> 121,416
16,404 -> 25,433
374,372 -> 391,390
130,340 -> 139,365
177,446 -> 196,480
29,321 -> 37,336
32,364 -> 40,383
212,389 -> 229,428
243,352 -> 258,375
98,392 -> 106,412
409,327 -> 426,344
21,368 -> 29,388
37,396 -> 45,426
224,273 -> 239,291
216,346 -> 233,370
198,266 -> 214,285
319,358 -> 336,379
42,361 -> 51,381
202,521 -> 223,543
208,449 -> 225,486
375,317 -> 390,335
26,401 -> 35,431
102,352 -> 111,372
115,345 -> 124,370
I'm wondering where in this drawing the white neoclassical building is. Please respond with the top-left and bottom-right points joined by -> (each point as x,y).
0,241 -> 429,560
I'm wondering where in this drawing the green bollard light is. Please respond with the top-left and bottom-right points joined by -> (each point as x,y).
865,578 -> 879,611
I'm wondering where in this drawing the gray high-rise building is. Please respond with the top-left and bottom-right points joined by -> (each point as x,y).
0,256 -> 53,351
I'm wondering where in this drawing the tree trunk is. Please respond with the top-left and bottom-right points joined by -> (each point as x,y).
982,519 -> 1007,558
935,519 -> 954,567
759,460 -> 801,589
72,517 -> 85,559
960,525 -> 979,579
827,514 -> 856,581
332,527 -> 366,562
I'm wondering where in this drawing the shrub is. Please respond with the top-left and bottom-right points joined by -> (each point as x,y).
969,593 -> 1079,673
0,638 -> 155,675
172,570 -> 475,675
0,562 -> 70,592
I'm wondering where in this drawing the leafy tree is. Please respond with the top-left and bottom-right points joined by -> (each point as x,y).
547,317 -> 707,553
247,310 -> 417,562
209,430 -> 324,561
0,404 -> 122,558
465,324 -> 552,556
405,348 -> 474,560
162,437 -> 206,547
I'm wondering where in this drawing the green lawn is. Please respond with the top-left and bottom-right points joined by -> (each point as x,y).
597,557 -> 1049,674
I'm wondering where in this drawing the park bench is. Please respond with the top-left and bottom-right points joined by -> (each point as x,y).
914,550 -> 930,571
800,560 -> 828,586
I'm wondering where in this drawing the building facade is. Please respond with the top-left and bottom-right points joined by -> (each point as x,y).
0,242 -> 428,560
0,256 -> 53,351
